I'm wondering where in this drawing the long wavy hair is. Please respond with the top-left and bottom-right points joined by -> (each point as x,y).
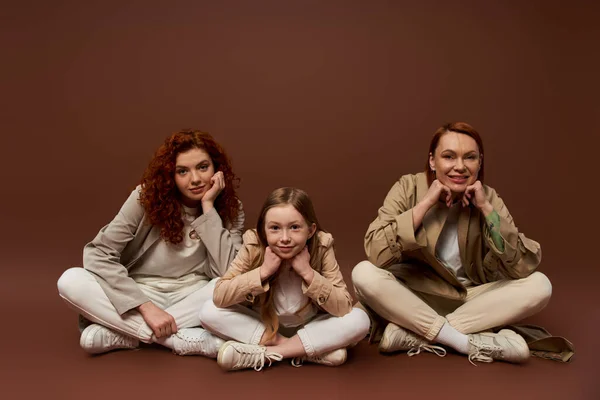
425,122 -> 485,186
251,187 -> 324,342
139,129 -> 240,244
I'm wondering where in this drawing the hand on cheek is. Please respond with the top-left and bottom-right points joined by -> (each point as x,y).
461,191 -> 471,207
290,246 -> 313,283
202,171 -> 225,207
260,246 -> 282,281
427,179 -> 452,208
462,181 -> 493,215
463,181 -> 484,208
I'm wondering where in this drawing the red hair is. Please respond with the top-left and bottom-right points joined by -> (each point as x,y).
139,130 -> 240,244
425,122 -> 485,186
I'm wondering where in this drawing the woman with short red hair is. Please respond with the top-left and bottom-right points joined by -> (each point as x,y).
352,122 -> 552,365
57,129 -> 244,357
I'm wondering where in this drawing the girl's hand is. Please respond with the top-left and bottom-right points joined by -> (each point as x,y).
137,302 -> 178,338
259,246 -> 282,280
290,246 -> 314,283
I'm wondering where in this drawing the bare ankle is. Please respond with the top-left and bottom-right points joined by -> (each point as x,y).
271,335 -> 289,346
261,333 -> 287,347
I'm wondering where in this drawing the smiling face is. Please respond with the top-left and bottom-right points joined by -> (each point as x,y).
429,131 -> 481,195
264,204 -> 316,260
174,147 -> 215,207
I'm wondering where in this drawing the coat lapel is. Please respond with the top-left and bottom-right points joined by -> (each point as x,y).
123,216 -> 161,266
415,173 -> 446,258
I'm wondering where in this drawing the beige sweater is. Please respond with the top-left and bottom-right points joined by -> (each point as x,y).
82,185 -> 245,315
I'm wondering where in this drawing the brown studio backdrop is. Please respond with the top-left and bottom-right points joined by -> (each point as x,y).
2,0 -> 599,308
2,0 -> 599,258
0,0 -> 599,397
1,0 -> 598,307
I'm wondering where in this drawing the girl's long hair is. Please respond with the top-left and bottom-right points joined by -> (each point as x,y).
252,187 -> 323,342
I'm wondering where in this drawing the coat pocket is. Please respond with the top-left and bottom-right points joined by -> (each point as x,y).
482,251 -> 502,280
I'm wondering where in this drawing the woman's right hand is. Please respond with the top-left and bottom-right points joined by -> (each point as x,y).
259,246 -> 282,281
137,301 -> 178,338
412,179 -> 452,231
421,179 -> 453,209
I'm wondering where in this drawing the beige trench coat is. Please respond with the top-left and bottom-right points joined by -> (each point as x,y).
213,229 -> 353,317
365,172 -> 541,300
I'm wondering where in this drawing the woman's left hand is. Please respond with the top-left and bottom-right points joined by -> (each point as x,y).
462,180 -> 493,216
290,246 -> 314,284
202,171 -> 225,212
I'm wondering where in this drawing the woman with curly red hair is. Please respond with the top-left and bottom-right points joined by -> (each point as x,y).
57,129 -> 244,357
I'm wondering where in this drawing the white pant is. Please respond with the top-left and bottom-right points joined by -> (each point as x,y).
57,267 -> 215,343
199,300 -> 370,357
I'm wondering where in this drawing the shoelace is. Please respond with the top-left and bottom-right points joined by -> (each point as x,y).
397,331 -> 446,357
234,346 -> 283,371
401,335 -> 422,349
291,353 -> 327,368
176,332 -> 207,355
290,357 -> 305,367
106,331 -> 136,349
261,352 -> 283,370
407,344 -> 447,358
467,343 -> 502,366
291,353 -> 331,368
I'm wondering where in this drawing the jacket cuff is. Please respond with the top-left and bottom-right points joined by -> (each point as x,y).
485,215 -> 518,263
191,207 -> 222,233
243,268 -> 269,303
302,270 -> 331,307
394,208 -> 428,251
115,294 -> 151,316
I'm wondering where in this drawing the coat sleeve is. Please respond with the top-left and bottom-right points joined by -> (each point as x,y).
82,188 -> 150,315
213,230 -> 269,308
482,187 -> 542,279
191,200 -> 245,279
364,176 -> 428,268
302,234 -> 353,317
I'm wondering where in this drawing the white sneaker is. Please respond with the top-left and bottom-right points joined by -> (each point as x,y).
217,341 -> 283,371
379,323 -> 446,357
80,324 -> 139,354
291,347 -> 347,367
467,329 -> 530,365
171,328 -> 225,358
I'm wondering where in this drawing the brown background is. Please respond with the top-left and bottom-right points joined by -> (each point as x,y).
1,0 -> 598,399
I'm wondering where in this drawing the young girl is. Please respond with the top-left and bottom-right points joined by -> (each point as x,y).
199,187 -> 370,371
57,130 -> 244,357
